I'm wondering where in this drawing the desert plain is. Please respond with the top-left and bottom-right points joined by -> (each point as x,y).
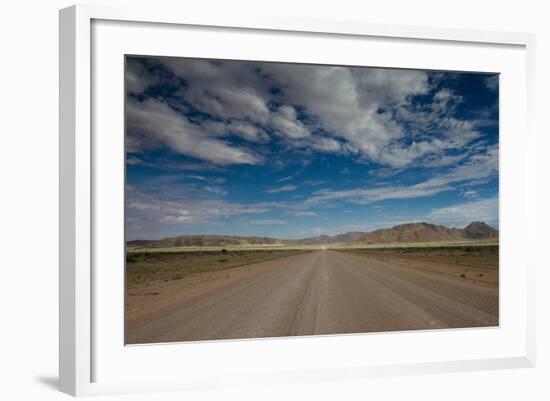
126,222 -> 499,344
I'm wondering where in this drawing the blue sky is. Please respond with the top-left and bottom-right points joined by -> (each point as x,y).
125,56 -> 498,240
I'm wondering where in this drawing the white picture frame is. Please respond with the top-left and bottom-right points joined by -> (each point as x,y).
59,4 -> 536,397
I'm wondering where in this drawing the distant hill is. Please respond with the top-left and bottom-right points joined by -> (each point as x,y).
286,231 -> 367,246
127,235 -> 285,248
285,235 -> 333,246
356,221 -> 497,244
462,221 -> 499,239
127,222 -> 498,248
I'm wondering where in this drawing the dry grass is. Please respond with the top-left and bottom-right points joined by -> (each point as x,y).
330,239 -> 498,250
339,245 -> 498,269
336,245 -> 499,286
126,248 -> 308,288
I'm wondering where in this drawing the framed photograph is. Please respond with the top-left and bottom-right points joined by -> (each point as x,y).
59,4 -> 536,396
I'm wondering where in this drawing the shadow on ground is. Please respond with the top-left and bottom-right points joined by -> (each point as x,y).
35,376 -> 58,391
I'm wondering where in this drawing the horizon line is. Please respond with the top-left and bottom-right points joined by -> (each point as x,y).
127,220 -> 498,242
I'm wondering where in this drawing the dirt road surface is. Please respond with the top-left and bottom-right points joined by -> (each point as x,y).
126,250 -> 498,344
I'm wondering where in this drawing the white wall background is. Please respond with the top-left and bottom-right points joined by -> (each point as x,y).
0,0 -> 547,399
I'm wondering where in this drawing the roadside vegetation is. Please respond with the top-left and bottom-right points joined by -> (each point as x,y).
336,245 -> 499,286
338,245 -> 498,268
126,248 -> 308,288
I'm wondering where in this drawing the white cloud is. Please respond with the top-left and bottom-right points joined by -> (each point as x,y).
277,175 -> 295,182
309,136 -> 342,153
461,189 -> 478,199
126,98 -> 262,165
259,64 -> 433,166
415,144 -> 498,190
422,153 -> 469,168
265,184 -> 298,193
264,63 -> 486,168
427,197 -> 499,227
187,175 -> 207,181
226,121 -> 270,143
161,210 -> 192,224
126,156 -> 143,166
303,180 -> 325,186
249,219 -> 288,225
126,186 -> 272,237
161,58 -> 272,122
287,211 -> 318,217
127,57 -> 496,170
203,186 -> 227,196
306,183 -> 450,206
297,227 -> 333,237
195,119 -> 271,145
126,58 -> 156,94
305,144 -> 498,206
269,105 -> 310,139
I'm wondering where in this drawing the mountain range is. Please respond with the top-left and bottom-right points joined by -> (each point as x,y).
127,221 -> 498,248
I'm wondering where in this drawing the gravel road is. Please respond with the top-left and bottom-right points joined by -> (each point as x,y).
126,250 -> 498,344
